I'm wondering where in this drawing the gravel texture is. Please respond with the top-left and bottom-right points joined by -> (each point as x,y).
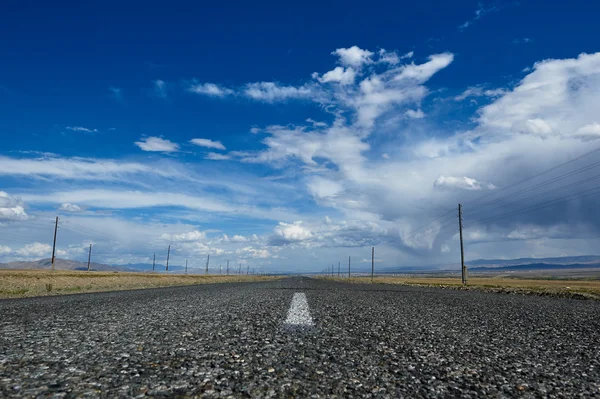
1,277 -> 599,398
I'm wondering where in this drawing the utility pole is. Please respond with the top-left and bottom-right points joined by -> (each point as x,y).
51,216 -> 58,272
371,247 -> 374,283
220,264 -> 222,275
247,265 -> 249,275
205,254 -> 210,274
152,253 -> 156,271
348,256 -> 351,278
185,259 -> 188,275
332,265 -> 334,277
87,244 -> 92,271
458,203 -> 467,285
166,245 -> 171,272
227,260 -> 229,275
338,261 -> 340,277
239,264 -> 241,275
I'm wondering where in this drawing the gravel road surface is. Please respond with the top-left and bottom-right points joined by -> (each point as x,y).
1,277 -> 599,398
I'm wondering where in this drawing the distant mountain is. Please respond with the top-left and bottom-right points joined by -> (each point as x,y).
0,258 -> 136,272
469,263 -> 600,272
0,258 -> 191,272
465,255 -> 600,268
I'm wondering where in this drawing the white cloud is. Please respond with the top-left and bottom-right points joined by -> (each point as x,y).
135,137 -> 179,152
205,152 -> 231,161
16,242 -> 67,259
0,192 -> 28,221
315,66 -> 356,85
0,245 -> 11,255
454,86 -> 506,101
0,155 -> 186,181
273,221 -> 312,243
433,175 -> 496,191
236,246 -> 271,259
190,138 -> 226,150
58,203 -> 84,212
160,230 -> 206,242
333,46 -> 374,67
244,82 -> 316,102
405,109 -> 425,119
395,53 -> 454,83
188,82 -> 234,97
573,122 -> 600,141
66,126 -> 98,133
154,79 -> 167,98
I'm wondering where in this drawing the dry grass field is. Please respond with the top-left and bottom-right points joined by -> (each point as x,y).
323,276 -> 600,300
0,270 -> 281,299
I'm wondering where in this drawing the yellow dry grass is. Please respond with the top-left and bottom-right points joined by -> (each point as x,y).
0,269 -> 281,299
323,276 -> 600,299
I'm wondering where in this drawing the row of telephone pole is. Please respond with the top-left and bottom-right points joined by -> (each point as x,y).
49,217 -> 257,275
323,204 -> 468,285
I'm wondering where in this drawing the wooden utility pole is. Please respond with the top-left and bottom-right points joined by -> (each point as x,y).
227,260 -> 229,275
247,265 -> 249,275
152,253 -> 156,271
205,254 -> 210,274
220,264 -> 222,274
239,263 -> 241,275
371,247 -> 375,283
166,245 -> 171,272
348,256 -> 351,278
338,262 -> 340,277
185,259 -> 188,274
458,203 -> 467,285
87,244 -> 92,271
50,216 -> 59,272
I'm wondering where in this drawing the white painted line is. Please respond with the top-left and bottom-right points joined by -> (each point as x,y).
284,292 -> 314,327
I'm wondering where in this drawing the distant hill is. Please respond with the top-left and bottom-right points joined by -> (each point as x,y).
469,263 -> 600,272
466,255 -> 600,268
0,258 -> 188,272
0,258 -> 140,272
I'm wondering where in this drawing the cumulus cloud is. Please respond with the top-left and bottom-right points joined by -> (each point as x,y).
135,137 -> 179,152
58,203 -> 84,212
190,138 -> 226,150
0,192 -> 28,221
333,46 -> 374,67
314,66 -> 356,85
272,221 -> 312,244
16,242 -> 66,258
0,245 -> 11,255
405,109 -> 425,119
160,230 -> 207,242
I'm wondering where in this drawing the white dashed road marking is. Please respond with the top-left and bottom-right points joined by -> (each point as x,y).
285,292 -> 314,327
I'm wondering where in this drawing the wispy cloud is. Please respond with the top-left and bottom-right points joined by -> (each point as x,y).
205,152 -> 231,161
153,79 -> 168,99
109,86 -> 123,102
190,138 -> 226,150
134,137 -> 179,152
458,1 -> 518,30
66,126 -> 98,133
188,82 -> 233,97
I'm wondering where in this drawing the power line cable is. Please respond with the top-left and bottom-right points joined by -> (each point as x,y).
463,145 -> 600,207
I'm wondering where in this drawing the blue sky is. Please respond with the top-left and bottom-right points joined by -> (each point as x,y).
1,0 -> 600,272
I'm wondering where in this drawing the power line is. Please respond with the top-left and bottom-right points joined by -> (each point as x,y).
469,186 -> 600,227
467,159 -> 600,214
466,172 -> 600,220
464,145 -> 600,207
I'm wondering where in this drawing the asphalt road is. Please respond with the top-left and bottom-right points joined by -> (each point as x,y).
1,277 -> 599,398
